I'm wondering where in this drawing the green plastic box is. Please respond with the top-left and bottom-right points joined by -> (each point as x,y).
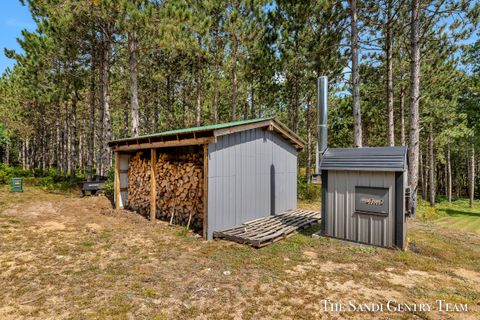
10,178 -> 23,192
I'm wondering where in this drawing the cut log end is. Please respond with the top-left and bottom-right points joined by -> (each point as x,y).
125,151 -> 204,231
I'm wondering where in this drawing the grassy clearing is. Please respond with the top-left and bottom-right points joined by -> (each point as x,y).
0,185 -> 71,208
417,196 -> 480,235
0,190 -> 479,319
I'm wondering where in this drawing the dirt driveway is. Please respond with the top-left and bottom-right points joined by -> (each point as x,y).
1,189 -> 479,319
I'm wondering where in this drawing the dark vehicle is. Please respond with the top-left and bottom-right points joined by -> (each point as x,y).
80,176 -> 108,197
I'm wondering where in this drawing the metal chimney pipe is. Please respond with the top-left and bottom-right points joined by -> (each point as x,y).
315,76 -> 328,175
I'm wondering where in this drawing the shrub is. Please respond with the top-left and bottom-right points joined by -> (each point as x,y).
0,164 -> 32,184
297,175 -> 321,201
34,174 -> 81,192
103,167 -> 114,197
416,198 -> 441,221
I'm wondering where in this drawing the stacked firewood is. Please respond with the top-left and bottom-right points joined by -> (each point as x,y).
125,153 -> 151,217
155,153 -> 204,230
126,151 -> 204,231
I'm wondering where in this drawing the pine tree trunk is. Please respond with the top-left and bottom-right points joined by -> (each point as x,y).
182,83 -> 187,127
88,53 -> 95,181
31,137 -> 35,174
443,162 -> 447,197
45,128 -> 50,173
153,82 -> 159,132
424,148 -> 428,200
55,107 -> 61,175
39,121 -> 45,173
428,124 -> 435,207
143,93 -> 149,134
97,54 -> 104,177
24,139 -> 28,170
231,32 -> 238,121
386,0 -> 394,146
166,74 -> 173,129
70,91 -> 78,179
195,37 -> 202,126
294,82 -> 300,133
21,140 -> 26,169
420,148 -> 426,200
129,30 -> 140,137
18,141 -> 22,167
469,144 -> 475,208
447,144 -> 452,203
213,51 -> 220,124
350,0 -> 362,147
4,141 -> 10,164
79,134 -> 83,174
26,138 -> 30,171
400,86 -> 405,146
195,68 -> 201,126
408,0 -> 421,215
124,102 -> 129,137
63,100 -> 69,177
306,97 -> 312,192
251,85 -> 255,118
244,89 -> 249,120
59,122 -> 64,175
32,136 -> 37,175
102,30 -> 112,173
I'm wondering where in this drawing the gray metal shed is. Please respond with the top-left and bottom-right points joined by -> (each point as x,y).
319,147 -> 409,249
109,117 -> 304,240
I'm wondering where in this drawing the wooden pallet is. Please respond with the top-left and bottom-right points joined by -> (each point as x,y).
213,209 -> 321,248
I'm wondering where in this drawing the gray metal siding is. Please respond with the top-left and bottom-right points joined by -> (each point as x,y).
207,128 -> 297,239
325,170 -> 396,247
114,153 -> 130,208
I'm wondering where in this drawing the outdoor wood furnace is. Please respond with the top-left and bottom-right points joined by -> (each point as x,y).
319,147 -> 409,249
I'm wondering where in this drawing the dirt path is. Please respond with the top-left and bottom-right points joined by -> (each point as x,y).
1,191 -> 479,319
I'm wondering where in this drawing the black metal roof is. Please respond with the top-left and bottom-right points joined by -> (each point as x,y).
319,146 -> 407,172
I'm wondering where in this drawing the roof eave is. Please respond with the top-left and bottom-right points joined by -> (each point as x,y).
212,118 -> 305,151
270,119 -> 305,151
108,117 -> 305,151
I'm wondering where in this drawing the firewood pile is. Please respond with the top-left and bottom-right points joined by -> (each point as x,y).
125,153 -> 151,217
125,151 -> 204,231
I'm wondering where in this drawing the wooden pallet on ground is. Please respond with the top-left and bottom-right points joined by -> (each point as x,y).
213,209 -> 321,248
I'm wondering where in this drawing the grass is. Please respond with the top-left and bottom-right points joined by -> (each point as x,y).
0,189 -> 479,318
0,185 -> 71,208
418,196 -> 480,235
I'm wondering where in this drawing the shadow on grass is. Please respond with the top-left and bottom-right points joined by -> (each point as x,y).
444,209 -> 480,218
298,222 -> 322,237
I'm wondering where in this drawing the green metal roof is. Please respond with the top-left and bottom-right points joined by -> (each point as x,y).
110,117 -> 274,144
109,116 -> 305,150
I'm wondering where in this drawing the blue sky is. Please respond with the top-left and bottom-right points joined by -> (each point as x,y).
0,1 -> 35,73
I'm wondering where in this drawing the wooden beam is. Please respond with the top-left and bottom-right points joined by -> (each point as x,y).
213,119 -> 304,150
203,144 -> 209,240
150,148 -> 157,222
213,120 -> 272,138
113,136 -> 215,152
115,151 -> 121,209
271,122 -> 304,150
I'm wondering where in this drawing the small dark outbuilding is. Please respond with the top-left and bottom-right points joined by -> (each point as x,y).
319,146 -> 409,249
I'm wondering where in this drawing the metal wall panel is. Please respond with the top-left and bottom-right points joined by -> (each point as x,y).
114,153 -> 130,208
207,128 -> 298,239
325,170 -> 396,247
